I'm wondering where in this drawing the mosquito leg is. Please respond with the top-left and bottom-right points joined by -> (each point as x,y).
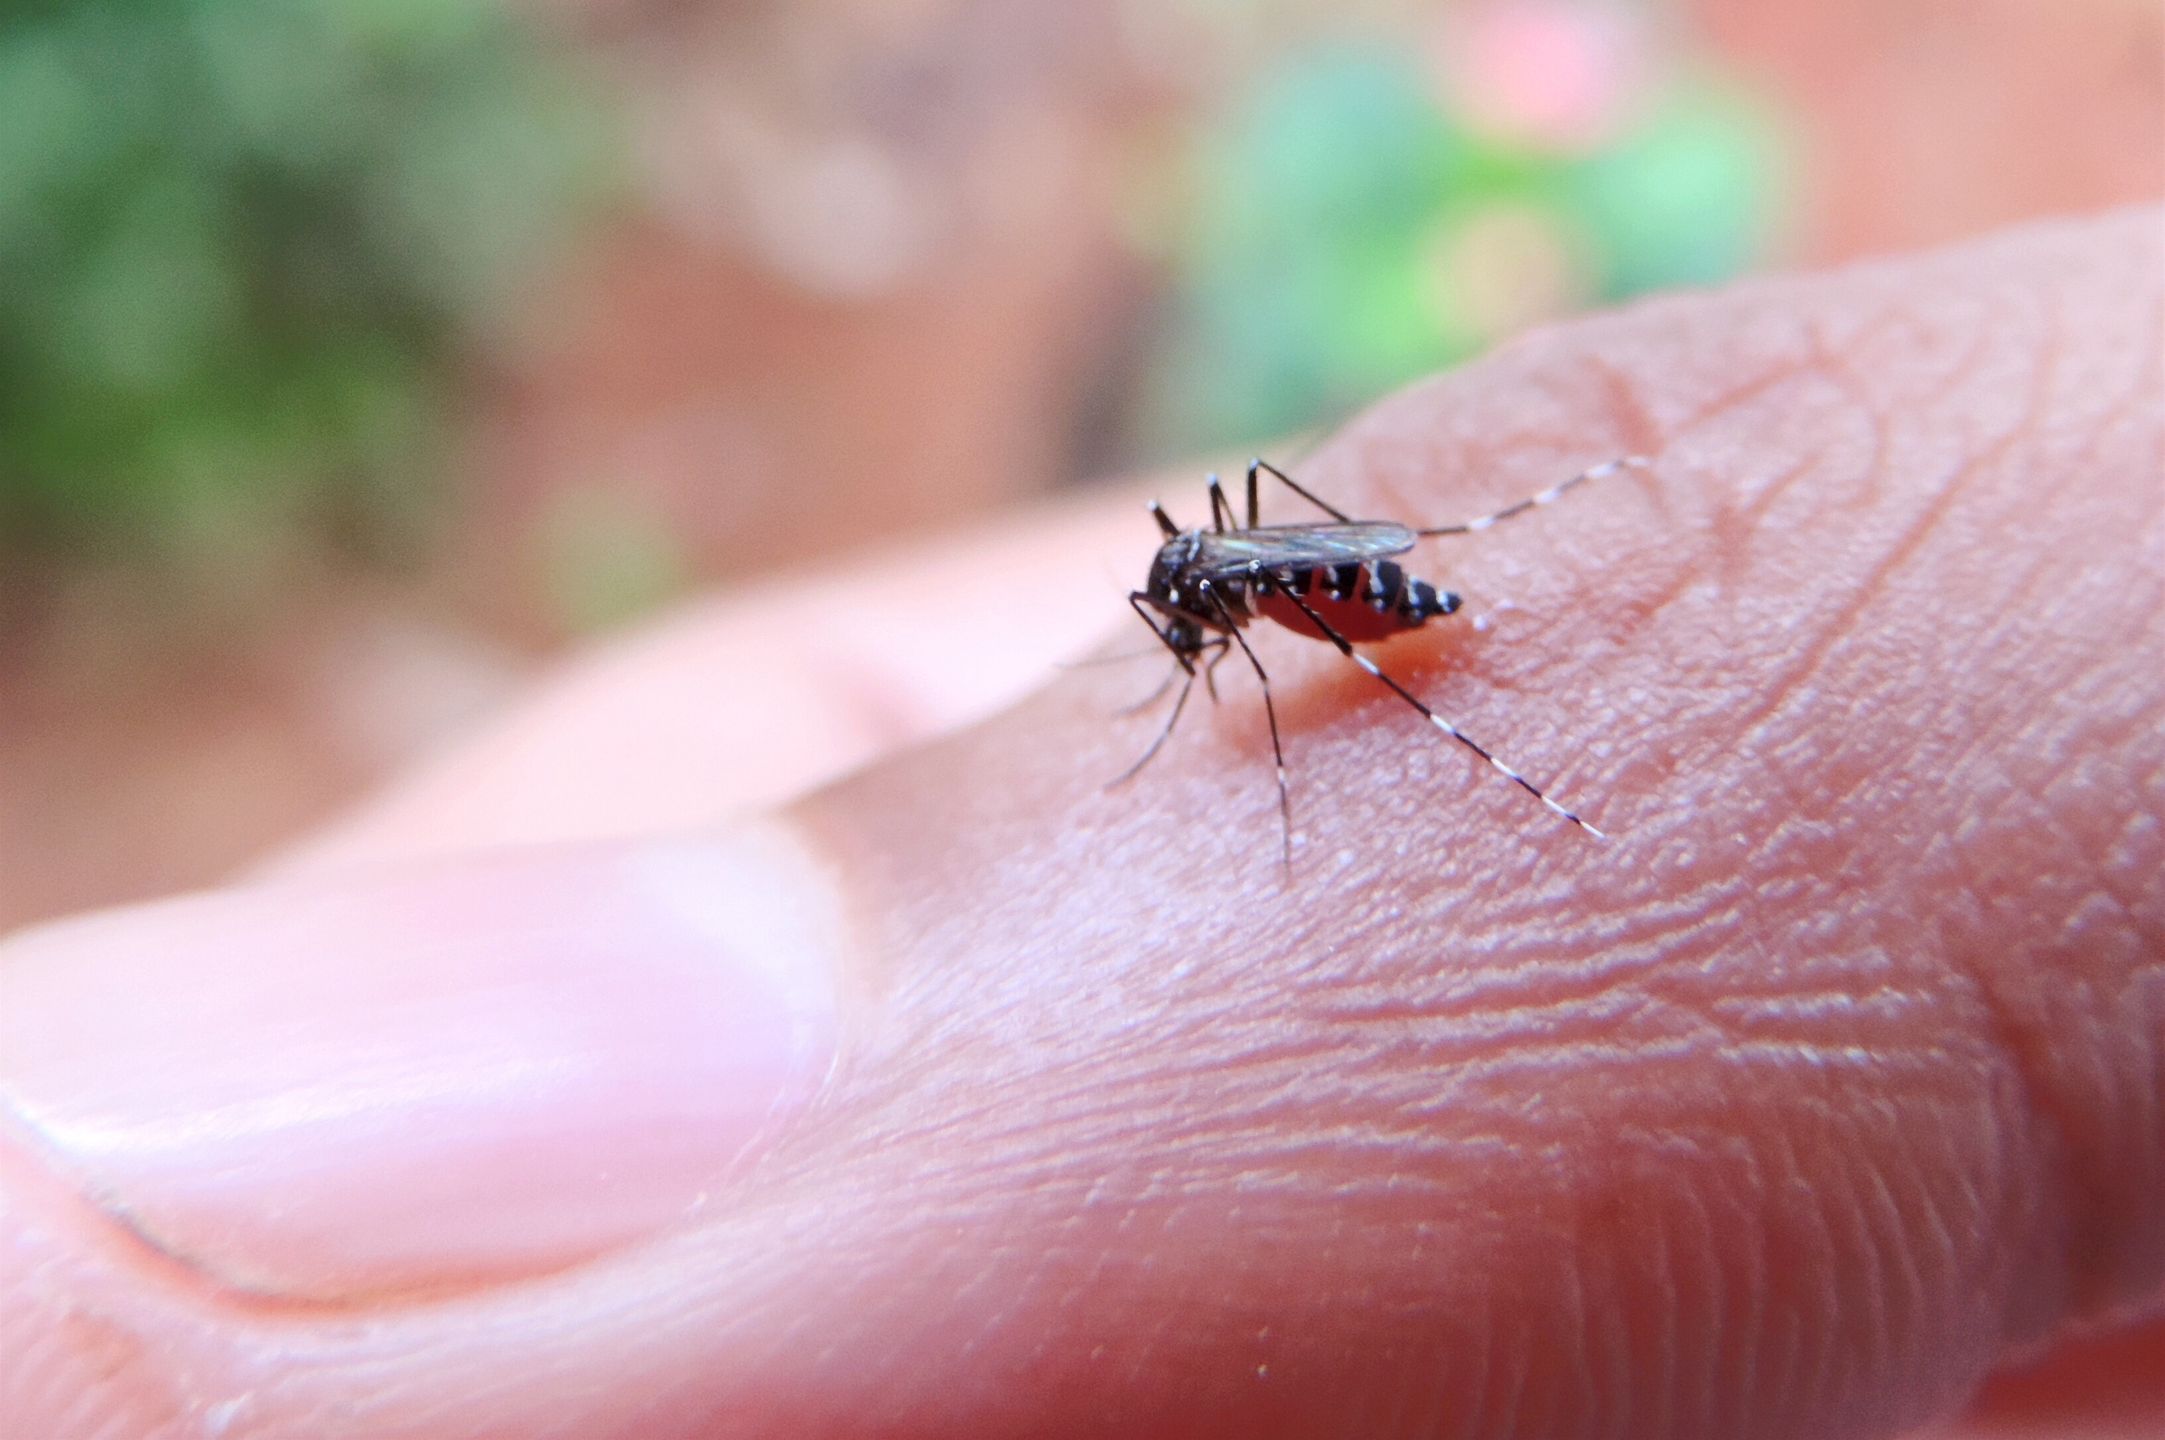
1201,581 -> 1294,872
1278,589 -> 1605,838
1115,662 -> 1182,717
1107,668 -> 1198,788
1114,626 -> 1221,716
1201,638 -> 1233,702
1127,593 -> 1195,675
1208,475 -> 1236,532
1415,454 -> 1651,537
1248,457 -> 1355,524
1113,590 -> 1201,737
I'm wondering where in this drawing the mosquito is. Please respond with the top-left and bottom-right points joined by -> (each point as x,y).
1116,454 -> 1650,866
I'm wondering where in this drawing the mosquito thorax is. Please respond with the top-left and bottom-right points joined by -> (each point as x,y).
1146,531 -> 1207,606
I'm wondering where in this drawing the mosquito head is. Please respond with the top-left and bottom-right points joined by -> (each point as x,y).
1161,615 -> 1208,658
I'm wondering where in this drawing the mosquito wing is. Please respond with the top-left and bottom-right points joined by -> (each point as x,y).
1187,522 -> 1416,580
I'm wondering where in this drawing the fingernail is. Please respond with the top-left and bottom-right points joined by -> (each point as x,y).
0,829 -> 844,1301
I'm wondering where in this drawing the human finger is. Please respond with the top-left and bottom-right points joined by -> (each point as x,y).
2,209 -> 2159,1439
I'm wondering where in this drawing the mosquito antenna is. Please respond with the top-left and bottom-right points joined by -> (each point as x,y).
1272,578 -> 1604,838
1417,455 -> 1650,537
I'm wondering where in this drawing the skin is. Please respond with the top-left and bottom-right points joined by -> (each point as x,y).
0,210 -> 2159,1438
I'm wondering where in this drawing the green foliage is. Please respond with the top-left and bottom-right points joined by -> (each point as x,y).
1144,43 -> 1790,457
0,0 -> 610,597
1563,74 -> 1791,296
1161,50 -> 1470,448
539,485 -> 690,636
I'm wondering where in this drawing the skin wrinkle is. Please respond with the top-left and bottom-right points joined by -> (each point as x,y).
1662,258 -> 2139,1385
1720,385 -> 2011,760
1308,949 -> 1675,1041
1796,1108 -> 1888,1429
1679,1167 -> 1733,1436
1829,1128 -> 1903,1430
1758,1123 -> 1827,1433
1864,1140 -> 1933,1386
1965,900 -> 2159,1320
2070,341 -> 2165,481
1721,1140 -> 1771,1439
1581,355 -> 1663,461
1631,1177 -> 1679,1440
2043,656 -> 2165,929
1935,486 -> 2160,1324
1601,1212 -> 1644,1440
1666,303 -> 1843,421
1866,306 -> 2002,428
1985,748 -> 2138,954
1596,1176 -> 1653,1440
1450,1278 -> 1494,1440
1752,330 -> 1893,527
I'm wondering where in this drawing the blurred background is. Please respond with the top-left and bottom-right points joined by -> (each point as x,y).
1,0 -> 2158,927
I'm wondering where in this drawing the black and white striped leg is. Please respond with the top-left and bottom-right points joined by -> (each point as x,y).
1416,455 -> 1651,537
1247,457 -> 1354,525
1278,589 -> 1605,838
1200,581 -> 1295,871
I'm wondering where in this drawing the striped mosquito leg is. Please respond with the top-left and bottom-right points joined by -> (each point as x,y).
1202,583 -> 1295,871
1280,590 -> 1605,839
1417,454 -> 1651,537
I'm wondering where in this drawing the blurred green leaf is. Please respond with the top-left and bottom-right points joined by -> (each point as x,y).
540,486 -> 690,635
1142,41 -> 1791,460
0,0 -> 616,608
1154,46 -> 1471,450
1564,73 -> 1791,296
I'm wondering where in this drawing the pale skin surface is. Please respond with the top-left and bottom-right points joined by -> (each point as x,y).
0,211 -> 2159,1438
